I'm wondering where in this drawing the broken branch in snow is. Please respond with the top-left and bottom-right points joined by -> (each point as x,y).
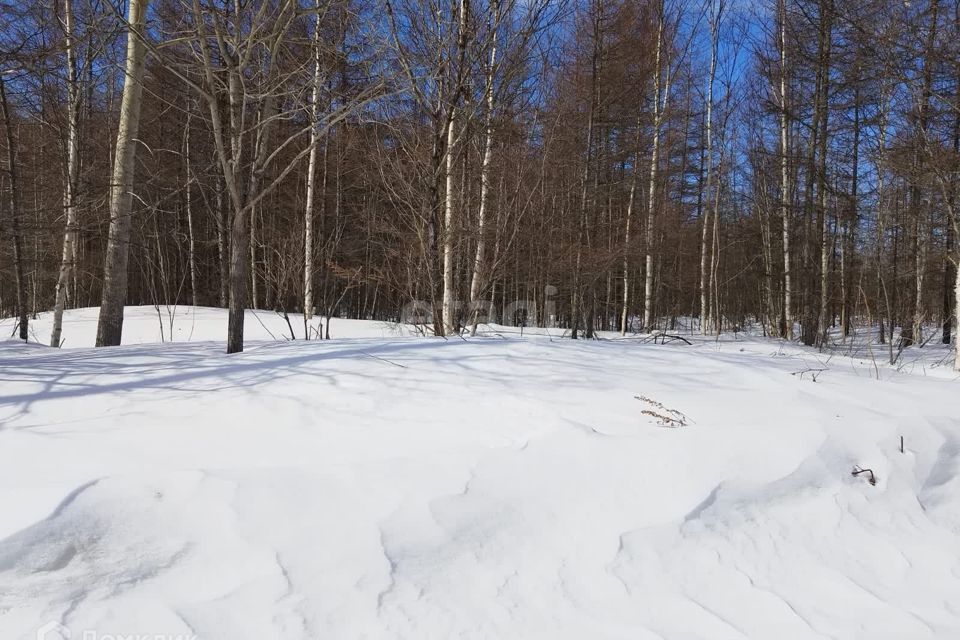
791,367 -> 828,382
851,466 -> 877,486
640,331 -> 693,345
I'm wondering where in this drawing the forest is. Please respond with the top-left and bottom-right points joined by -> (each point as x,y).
0,0 -> 957,362
3,2 -> 960,637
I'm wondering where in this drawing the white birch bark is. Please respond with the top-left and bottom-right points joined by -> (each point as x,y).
185,105 -> 198,308
699,0 -> 721,334
468,0 -> 500,336
441,0 -> 468,336
95,0 -> 149,347
442,111 -> 457,335
779,0 -> 793,340
955,270 -> 960,371
621,170 -> 638,335
51,0 -> 80,347
643,4 -> 666,331
304,0 -> 324,322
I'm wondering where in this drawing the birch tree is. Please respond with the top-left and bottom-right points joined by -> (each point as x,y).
303,0 -> 325,323
778,0 -> 792,340
95,0 -> 149,347
699,0 -> 723,334
642,0 -> 666,332
468,0 -> 500,336
50,0 -> 81,347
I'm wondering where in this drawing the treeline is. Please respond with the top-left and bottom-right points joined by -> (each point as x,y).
0,0 -> 957,362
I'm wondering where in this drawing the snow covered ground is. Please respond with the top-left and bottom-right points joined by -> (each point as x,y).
1,307 -> 958,639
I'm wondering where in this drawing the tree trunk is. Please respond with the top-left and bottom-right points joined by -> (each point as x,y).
710,149 -> 723,334
945,45 -> 959,346
304,0 -> 323,322
903,0 -> 940,348
779,0 -> 793,339
573,2 -> 603,340
95,0 -> 149,347
621,162 -> 638,335
842,81 -> 860,338
227,97 -> 277,353
227,203 -> 249,353
216,180 -> 229,308
643,1 -> 666,332
51,0 -> 80,347
816,0 -> 832,348
954,270 -> 960,370
442,112 -> 457,335
699,0 -> 721,334
945,222 -> 955,344
439,0 -> 469,337
875,85 -> 891,346
469,0 -> 500,336
185,105 -> 198,308
0,77 -> 27,341
250,205 -> 259,309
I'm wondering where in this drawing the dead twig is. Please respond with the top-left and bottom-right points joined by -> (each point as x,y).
791,367 -> 828,382
851,465 -> 877,486
635,395 -> 689,427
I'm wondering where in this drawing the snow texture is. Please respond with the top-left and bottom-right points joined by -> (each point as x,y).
1,306 -> 958,639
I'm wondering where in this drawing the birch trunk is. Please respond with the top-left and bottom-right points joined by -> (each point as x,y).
643,3 -> 665,332
945,48 -> 959,346
440,0 -> 468,337
954,268 -> 960,370
779,0 -> 793,339
51,0 -> 80,347
620,164 -> 638,335
905,0 -> 939,347
699,0 -> 721,334
913,206 -> 927,343
185,105 -> 198,308
469,0 -> 500,336
816,0 -> 832,348
216,181 -> 228,308
250,206 -> 258,310
304,0 -> 323,322
442,112 -> 457,335
95,0 -> 148,347
710,151 -> 723,333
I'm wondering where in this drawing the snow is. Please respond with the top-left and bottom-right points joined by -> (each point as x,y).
1,307 -> 959,639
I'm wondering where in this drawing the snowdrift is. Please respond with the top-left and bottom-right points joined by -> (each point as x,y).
1,307 -> 958,639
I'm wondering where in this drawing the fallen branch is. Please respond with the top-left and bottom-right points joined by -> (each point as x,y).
851,465 -> 877,486
640,332 -> 692,346
791,367 -> 828,382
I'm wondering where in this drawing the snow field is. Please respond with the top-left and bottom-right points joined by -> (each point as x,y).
0,307 -> 958,639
